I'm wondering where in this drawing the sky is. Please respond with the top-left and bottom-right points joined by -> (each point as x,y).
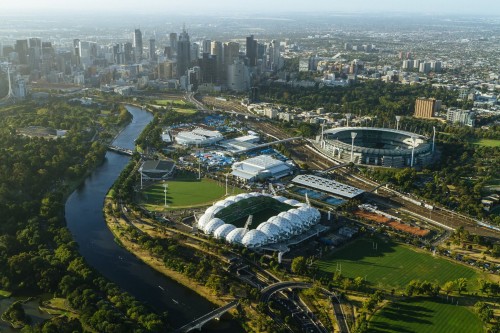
2,0 -> 500,15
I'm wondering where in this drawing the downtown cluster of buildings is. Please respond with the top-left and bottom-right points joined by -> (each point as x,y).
0,27 -> 284,98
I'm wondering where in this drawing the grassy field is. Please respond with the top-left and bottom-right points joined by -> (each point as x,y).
154,99 -> 187,105
139,177 -> 242,210
0,290 -> 11,298
173,107 -> 197,114
316,237 -> 481,291
471,139 -> 500,147
369,297 -> 483,333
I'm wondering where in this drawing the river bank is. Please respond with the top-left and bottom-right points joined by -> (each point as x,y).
104,198 -> 230,308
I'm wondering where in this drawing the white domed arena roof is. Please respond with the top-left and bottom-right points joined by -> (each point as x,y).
235,193 -> 251,200
256,222 -> 283,242
205,204 -> 224,218
284,199 -> 300,206
226,228 -> 247,244
278,212 -> 303,234
225,195 -> 237,201
294,203 -> 308,208
248,192 -> 260,197
198,213 -> 212,229
273,195 -> 288,203
268,216 -> 294,235
204,218 -> 225,235
213,224 -> 236,239
241,230 -> 268,248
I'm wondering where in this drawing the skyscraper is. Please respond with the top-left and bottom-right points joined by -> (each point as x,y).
133,29 -> 143,62
169,33 -> 178,53
15,40 -> 29,65
149,39 -> 156,61
246,35 -> 257,67
223,42 -> 240,67
202,40 -> 212,54
210,41 -> 223,83
176,27 -> 191,78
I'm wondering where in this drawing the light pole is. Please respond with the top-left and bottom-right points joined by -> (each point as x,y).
410,136 -> 416,167
432,126 -> 436,153
163,182 -> 168,207
396,116 -> 401,131
346,113 -> 351,127
225,173 -> 229,196
350,132 -> 357,163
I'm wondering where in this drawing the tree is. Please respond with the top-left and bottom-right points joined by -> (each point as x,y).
291,256 -> 307,275
442,281 -> 456,296
456,278 -> 468,295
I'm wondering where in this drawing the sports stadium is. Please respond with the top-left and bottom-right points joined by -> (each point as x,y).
320,127 -> 433,168
197,193 -> 321,248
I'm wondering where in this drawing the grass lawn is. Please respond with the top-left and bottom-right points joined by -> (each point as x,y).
316,237 -> 482,291
471,139 -> 500,147
369,297 -> 483,333
173,108 -> 197,114
0,290 -> 11,298
139,177 -> 243,210
155,99 -> 187,106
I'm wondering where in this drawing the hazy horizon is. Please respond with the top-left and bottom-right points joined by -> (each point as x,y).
2,0 -> 500,16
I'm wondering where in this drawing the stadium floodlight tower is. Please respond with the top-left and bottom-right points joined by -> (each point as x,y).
410,136 -> 417,167
225,172 -> 229,195
432,126 -> 436,153
163,182 -> 168,207
346,113 -> 352,127
350,131 -> 357,163
396,116 -> 401,131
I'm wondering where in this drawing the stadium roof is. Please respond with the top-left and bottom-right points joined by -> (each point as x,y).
292,174 -> 364,199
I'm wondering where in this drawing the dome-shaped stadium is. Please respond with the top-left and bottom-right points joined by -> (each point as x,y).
320,127 -> 433,168
197,193 -> 321,248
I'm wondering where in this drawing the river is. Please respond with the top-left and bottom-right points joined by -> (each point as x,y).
65,105 -> 242,332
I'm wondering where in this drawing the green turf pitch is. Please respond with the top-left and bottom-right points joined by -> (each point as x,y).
139,177 -> 242,209
369,297 -> 483,333
215,196 -> 293,228
316,237 -> 481,290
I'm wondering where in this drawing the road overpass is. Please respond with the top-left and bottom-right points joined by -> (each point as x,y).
174,299 -> 239,332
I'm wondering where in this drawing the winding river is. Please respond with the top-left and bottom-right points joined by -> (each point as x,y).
65,105 -> 242,332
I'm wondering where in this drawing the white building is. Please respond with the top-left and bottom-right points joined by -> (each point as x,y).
175,128 -> 223,146
231,155 -> 293,182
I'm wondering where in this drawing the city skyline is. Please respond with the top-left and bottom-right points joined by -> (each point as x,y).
2,0 -> 500,15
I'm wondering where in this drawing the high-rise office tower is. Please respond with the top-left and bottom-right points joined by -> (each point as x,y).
15,40 -> 29,65
268,40 -> 281,70
149,39 -> 156,61
210,41 -> 223,83
223,42 -> 240,67
133,29 -> 143,61
191,43 -> 200,61
124,42 -> 134,63
169,33 -> 178,53
202,40 -> 212,54
200,52 -> 217,84
176,27 -> 191,78
27,38 -> 42,70
246,35 -> 257,67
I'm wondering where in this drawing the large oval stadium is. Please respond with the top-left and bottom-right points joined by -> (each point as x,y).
320,127 -> 433,168
197,193 -> 321,248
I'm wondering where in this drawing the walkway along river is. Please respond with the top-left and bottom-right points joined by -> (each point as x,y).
65,105 -> 242,331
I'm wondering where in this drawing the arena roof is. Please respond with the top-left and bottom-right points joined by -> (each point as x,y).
292,174 -> 364,199
231,155 -> 292,181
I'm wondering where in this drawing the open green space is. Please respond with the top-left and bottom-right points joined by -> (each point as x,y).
316,237 -> 482,291
139,176 -> 242,210
471,138 -> 500,147
173,107 -> 197,114
0,290 -> 12,298
154,99 -> 187,106
215,196 -> 293,228
369,297 -> 483,333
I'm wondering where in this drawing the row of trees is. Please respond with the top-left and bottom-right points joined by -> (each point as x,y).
0,100 -> 167,332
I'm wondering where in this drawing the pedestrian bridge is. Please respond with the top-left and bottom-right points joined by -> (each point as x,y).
107,145 -> 134,156
174,299 -> 239,332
